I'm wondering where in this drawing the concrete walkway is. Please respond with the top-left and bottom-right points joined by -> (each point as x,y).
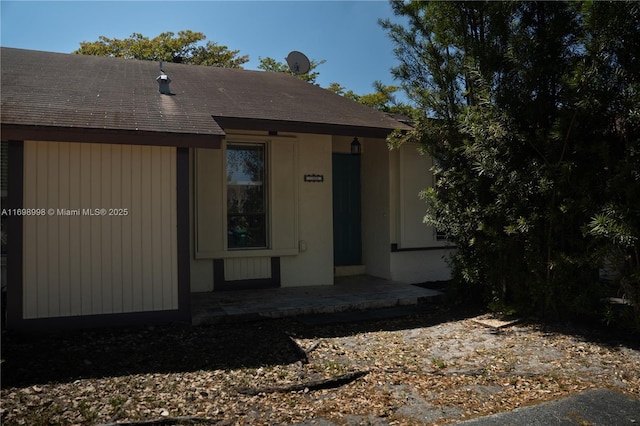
191,275 -> 442,325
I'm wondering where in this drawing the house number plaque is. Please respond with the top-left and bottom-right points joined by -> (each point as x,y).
304,174 -> 324,182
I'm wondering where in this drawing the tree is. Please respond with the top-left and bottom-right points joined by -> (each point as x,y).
74,30 -> 249,68
258,58 -> 414,115
382,1 -> 640,327
578,1 -> 640,328
257,56 -> 325,84
347,80 -> 414,116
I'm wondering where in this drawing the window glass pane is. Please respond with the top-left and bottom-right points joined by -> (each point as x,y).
227,144 -> 267,249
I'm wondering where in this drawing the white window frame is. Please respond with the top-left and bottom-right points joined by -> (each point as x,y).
194,133 -> 299,259
225,141 -> 269,250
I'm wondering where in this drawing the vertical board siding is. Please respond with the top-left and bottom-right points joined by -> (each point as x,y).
224,257 -> 271,281
22,142 -> 38,317
165,149 -> 178,305
36,144 -> 49,316
130,145 -> 144,311
22,141 -> 178,319
68,143 -> 82,316
100,144 -> 113,314
47,144 -> 60,316
120,145 -> 133,312
90,144 -> 102,313
110,144 -> 123,313
140,148 -> 153,311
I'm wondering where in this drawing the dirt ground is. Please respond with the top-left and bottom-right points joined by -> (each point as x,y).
1,307 -> 639,425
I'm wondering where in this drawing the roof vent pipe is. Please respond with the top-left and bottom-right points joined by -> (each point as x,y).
156,62 -> 172,94
156,73 -> 172,94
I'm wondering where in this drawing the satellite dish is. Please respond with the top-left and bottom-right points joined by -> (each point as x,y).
285,51 -> 311,75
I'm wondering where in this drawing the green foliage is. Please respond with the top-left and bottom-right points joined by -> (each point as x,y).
346,80 -> 416,116
589,206 -> 638,249
74,30 -> 249,68
257,56 -> 325,84
258,57 -> 415,115
383,1 -> 640,329
431,357 -> 447,370
487,300 -> 518,319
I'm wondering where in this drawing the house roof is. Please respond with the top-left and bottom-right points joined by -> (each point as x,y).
0,47 -> 410,147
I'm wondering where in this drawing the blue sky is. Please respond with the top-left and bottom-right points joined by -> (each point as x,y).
1,1 -> 406,98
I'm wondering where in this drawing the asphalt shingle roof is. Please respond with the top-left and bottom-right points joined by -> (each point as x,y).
1,47 -> 409,145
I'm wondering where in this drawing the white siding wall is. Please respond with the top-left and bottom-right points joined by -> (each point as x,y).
22,141 -> 178,319
224,257 -> 271,280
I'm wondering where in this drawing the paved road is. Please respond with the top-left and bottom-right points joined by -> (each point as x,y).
457,389 -> 640,425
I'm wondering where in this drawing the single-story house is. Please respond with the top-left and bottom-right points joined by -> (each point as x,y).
0,47 -> 452,331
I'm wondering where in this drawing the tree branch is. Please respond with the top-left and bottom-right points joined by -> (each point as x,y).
236,371 -> 369,396
94,416 -> 218,426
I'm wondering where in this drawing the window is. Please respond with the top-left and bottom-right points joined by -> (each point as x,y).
226,143 -> 267,249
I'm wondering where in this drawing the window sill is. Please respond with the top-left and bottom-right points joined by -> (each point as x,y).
390,243 -> 455,252
195,247 -> 299,259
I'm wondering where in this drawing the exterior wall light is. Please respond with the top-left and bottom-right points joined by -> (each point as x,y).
351,137 -> 361,155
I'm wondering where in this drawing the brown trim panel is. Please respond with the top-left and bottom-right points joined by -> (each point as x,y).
11,310 -> 188,332
213,117 -> 402,139
6,141 -> 24,329
1,124 -> 223,149
213,257 -> 281,291
390,244 -> 457,252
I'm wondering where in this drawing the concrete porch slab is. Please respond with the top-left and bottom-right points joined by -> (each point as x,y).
191,275 -> 442,325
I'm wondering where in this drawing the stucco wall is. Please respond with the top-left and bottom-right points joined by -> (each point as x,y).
390,143 -> 436,248
190,132 -> 334,291
280,134 -> 334,287
22,141 -> 178,318
360,137 -> 392,279
389,142 -> 453,283
193,133 -> 299,259
390,249 -> 454,283
189,133 -> 453,291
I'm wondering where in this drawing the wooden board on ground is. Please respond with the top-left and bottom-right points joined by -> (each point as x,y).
471,314 -> 520,329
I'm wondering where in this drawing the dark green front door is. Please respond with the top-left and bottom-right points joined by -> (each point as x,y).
333,154 -> 362,266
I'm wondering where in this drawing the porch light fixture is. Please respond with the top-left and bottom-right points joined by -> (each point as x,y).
351,137 -> 361,155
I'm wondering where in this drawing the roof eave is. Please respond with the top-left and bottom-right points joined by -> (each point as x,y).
0,123 -> 223,149
212,116 -> 408,139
